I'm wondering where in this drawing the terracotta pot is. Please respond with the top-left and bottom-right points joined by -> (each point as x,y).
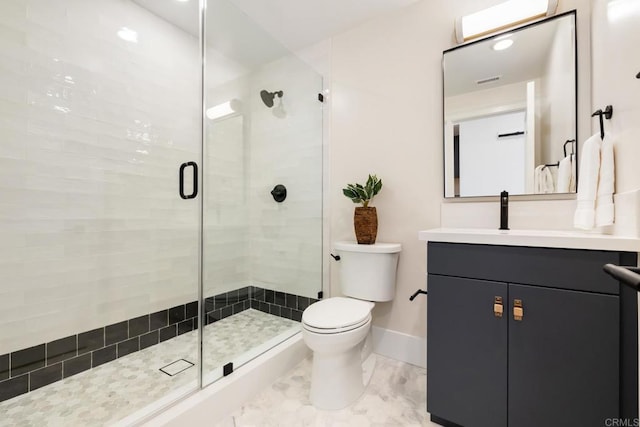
354,207 -> 378,244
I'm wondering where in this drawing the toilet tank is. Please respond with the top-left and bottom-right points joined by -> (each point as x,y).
334,241 -> 402,302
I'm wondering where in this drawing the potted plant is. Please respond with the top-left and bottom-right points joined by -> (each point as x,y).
342,174 -> 382,244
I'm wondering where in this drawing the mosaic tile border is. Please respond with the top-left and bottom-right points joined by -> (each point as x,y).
0,287 -> 319,403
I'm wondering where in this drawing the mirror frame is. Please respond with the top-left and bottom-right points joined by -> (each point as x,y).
442,10 -> 578,200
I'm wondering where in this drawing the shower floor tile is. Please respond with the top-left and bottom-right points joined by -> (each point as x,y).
0,309 -> 298,427
219,354 -> 437,427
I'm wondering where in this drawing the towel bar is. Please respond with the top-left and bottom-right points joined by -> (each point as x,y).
603,264 -> 640,292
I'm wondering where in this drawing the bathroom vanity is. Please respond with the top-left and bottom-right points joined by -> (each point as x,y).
419,228 -> 640,427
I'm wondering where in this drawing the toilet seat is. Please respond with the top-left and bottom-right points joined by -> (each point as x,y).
303,315 -> 371,334
302,297 -> 374,334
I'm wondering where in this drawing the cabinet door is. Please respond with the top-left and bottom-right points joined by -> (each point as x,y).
427,275 -> 508,427
508,284 -> 619,427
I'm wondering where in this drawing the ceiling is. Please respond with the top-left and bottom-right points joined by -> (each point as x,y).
225,0 -> 420,51
132,0 -> 420,66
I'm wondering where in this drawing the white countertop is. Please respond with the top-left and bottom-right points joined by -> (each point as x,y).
418,228 -> 640,252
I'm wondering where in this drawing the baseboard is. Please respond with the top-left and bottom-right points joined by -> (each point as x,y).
141,333 -> 310,426
371,326 -> 426,369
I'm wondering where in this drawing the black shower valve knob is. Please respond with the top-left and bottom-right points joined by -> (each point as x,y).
271,184 -> 287,202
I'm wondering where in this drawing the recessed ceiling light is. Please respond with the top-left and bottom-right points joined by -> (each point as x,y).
493,39 -> 514,51
117,27 -> 138,43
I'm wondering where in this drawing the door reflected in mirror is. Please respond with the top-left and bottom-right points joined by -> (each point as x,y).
443,11 -> 577,198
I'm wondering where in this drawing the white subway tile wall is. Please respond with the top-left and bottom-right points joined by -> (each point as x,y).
0,0 -> 201,354
203,52 -> 323,300
0,0 -> 324,357
204,111 -> 250,297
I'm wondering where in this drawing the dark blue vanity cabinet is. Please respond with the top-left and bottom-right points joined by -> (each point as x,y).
426,242 -> 638,427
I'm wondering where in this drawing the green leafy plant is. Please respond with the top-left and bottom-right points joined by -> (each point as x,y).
342,174 -> 383,208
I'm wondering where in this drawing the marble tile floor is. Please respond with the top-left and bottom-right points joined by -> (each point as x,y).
0,309 -> 298,427
218,354 -> 441,427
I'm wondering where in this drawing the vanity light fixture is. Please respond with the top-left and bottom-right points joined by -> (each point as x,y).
455,0 -> 558,44
205,99 -> 242,120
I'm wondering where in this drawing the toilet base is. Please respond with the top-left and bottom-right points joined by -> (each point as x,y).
310,340 -> 367,410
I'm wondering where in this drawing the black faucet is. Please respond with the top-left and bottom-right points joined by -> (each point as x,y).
499,190 -> 509,230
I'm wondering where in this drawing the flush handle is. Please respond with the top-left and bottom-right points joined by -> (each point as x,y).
494,296 -> 503,318
513,299 -> 524,321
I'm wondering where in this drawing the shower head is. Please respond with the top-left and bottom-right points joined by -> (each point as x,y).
260,90 -> 283,108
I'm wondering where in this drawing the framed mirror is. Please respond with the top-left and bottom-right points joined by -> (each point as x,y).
443,11 -> 577,198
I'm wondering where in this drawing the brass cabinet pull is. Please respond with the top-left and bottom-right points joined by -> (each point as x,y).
513,299 -> 524,321
494,296 -> 503,318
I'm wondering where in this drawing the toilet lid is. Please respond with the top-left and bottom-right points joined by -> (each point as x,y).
302,297 -> 374,330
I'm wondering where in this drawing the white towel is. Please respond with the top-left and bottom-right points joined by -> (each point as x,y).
533,165 -> 554,194
595,133 -> 615,226
534,165 -> 544,193
541,166 -> 554,193
574,133 -> 602,230
569,154 -> 576,192
534,165 -> 555,194
534,165 -> 541,193
557,155 -> 573,193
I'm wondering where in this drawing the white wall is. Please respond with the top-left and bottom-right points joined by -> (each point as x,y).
445,80 -> 528,121
0,0 -> 201,354
540,19 -> 576,164
328,0 -> 448,339
591,0 -> 640,194
326,0 -> 594,340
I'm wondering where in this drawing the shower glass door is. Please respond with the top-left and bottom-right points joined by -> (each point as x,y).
0,0 -> 323,422
201,0 -> 324,385
0,0 -> 202,424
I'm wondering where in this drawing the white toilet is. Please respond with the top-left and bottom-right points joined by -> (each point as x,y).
301,241 -> 401,410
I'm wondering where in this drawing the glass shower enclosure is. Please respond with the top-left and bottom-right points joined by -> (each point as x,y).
201,0 -> 323,385
0,0 -> 322,424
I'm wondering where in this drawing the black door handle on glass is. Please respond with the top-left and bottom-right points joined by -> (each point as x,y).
179,161 -> 198,200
